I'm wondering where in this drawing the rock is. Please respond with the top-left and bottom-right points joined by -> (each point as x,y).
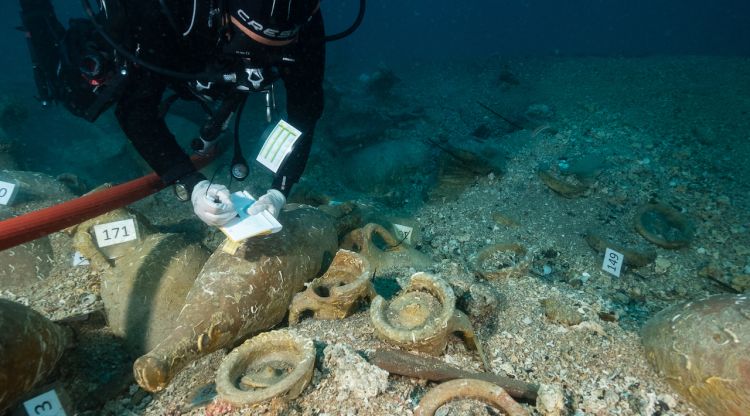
537,383 -> 565,416
731,275 -> 750,293
541,297 -> 583,326
641,294 -> 750,416
323,343 -> 389,402
525,103 -> 554,120
654,257 -> 672,275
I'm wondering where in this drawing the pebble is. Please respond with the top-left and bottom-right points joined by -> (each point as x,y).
541,298 -> 583,326
537,383 -> 565,416
654,257 -> 671,274
323,343 -> 389,402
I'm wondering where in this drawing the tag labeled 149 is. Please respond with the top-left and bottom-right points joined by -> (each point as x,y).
602,248 -> 624,278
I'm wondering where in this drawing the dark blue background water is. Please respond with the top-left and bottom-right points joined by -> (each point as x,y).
1,0 -> 749,86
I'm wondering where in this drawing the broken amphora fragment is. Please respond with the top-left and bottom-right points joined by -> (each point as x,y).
289,249 -> 375,324
216,329 -> 315,406
341,223 -> 431,271
370,272 -> 489,369
414,378 -> 529,416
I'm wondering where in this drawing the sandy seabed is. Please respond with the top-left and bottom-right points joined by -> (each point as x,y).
2,54 -> 749,415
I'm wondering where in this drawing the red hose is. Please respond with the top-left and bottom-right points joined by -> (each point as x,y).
0,157 -> 212,251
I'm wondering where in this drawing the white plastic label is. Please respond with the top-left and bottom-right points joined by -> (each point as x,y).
220,192 -> 282,243
392,223 -> 413,245
256,120 -> 302,173
23,389 -> 67,416
0,180 -> 17,205
92,218 -> 138,248
602,248 -> 624,277
72,251 -> 90,266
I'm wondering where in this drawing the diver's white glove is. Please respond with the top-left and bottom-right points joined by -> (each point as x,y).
247,189 -> 285,219
191,180 -> 236,226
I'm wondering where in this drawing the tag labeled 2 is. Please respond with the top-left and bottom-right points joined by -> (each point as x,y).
392,223 -> 413,245
602,248 -> 624,277
0,180 -> 17,206
256,119 -> 302,173
23,389 -> 67,416
92,218 -> 138,248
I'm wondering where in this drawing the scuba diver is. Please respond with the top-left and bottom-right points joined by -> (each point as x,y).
18,0 -> 362,226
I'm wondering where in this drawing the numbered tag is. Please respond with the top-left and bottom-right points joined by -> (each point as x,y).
0,180 -> 18,206
392,223 -> 413,245
72,251 -> 90,266
23,389 -> 67,416
602,248 -> 624,277
256,119 -> 302,173
92,218 -> 138,248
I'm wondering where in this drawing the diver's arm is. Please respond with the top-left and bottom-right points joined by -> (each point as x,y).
19,0 -> 66,104
274,10 -> 326,196
114,69 -> 204,190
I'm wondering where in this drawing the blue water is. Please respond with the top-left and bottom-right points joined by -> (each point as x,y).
1,1 -> 749,87
328,0 -> 750,68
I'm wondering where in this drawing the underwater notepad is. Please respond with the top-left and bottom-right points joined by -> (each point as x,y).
219,191 -> 282,243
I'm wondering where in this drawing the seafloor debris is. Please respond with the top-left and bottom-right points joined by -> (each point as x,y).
132,205 -> 338,393
359,65 -> 401,99
341,223 -> 432,271
426,137 -> 499,202
289,249 -> 375,324
641,294 -> 750,416
537,168 -> 588,198
731,274 -> 750,293
215,329 -> 315,406
323,343 -> 389,402
473,243 -> 530,280
370,348 -> 538,402
634,203 -> 693,249
452,277 -> 505,319
583,231 -> 657,268
101,232 -> 210,354
413,378 -> 529,416
370,272 -> 489,369
0,299 -> 72,413
540,297 -> 584,326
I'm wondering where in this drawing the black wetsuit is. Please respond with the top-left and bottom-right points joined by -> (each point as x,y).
20,0 -> 325,196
